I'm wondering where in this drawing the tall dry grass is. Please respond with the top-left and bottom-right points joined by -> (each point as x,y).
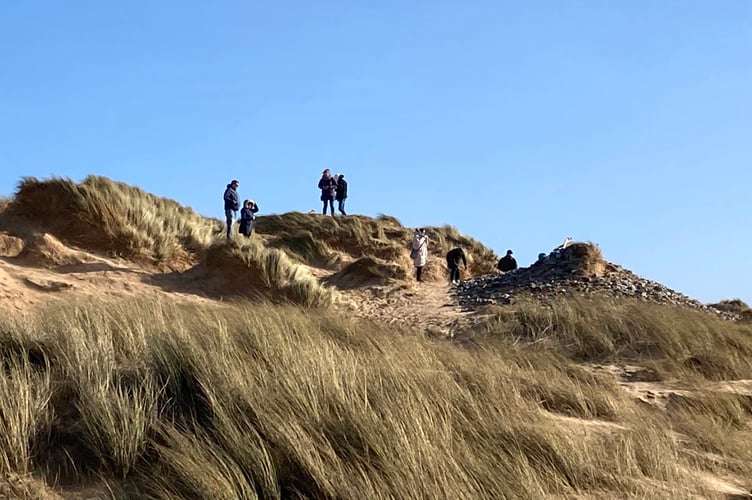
472,297 -> 752,380
10,176 -> 220,269
255,212 -> 409,264
0,297 -> 729,498
254,213 -> 501,281
469,297 -> 752,485
201,239 -> 336,307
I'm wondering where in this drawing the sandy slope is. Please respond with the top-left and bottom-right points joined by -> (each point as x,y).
341,280 -> 479,336
0,251 -> 215,314
1,241 -> 478,336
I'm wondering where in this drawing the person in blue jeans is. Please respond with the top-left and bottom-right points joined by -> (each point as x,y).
335,173 -> 348,215
318,169 -> 336,215
223,179 -> 240,238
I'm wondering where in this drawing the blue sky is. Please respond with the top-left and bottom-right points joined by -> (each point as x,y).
1,1 -> 749,303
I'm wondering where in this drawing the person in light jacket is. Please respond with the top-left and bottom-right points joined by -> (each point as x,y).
411,228 -> 429,282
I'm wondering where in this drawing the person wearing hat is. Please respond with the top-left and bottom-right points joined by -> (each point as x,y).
223,179 -> 240,239
497,249 -> 518,272
318,169 -> 337,216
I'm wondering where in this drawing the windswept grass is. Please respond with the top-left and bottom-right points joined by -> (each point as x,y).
255,212 -> 409,263
201,239 -> 336,307
472,296 -> 752,380
0,297 -> 731,498
9,175 -> 220,269
266,229 -> 340,269
666,391 -> 752,474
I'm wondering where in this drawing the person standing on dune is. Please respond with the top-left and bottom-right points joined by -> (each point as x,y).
318,169 -> 337,216
335,173 -> 348,215
411,228 -> 429,282
223,179 -> 240,239
239,199 -> 259,237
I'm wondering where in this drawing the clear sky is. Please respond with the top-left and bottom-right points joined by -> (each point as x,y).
1,1 -> 749,303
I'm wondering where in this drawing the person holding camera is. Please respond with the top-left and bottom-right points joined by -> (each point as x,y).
239,199 -> 259,237
318,169 -> 337,216
411,228 -> 429,282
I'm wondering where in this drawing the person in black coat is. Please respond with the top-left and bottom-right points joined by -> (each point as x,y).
223,179 -> 240,239
497,249 -> 518,272
335,174 -> 348,215
239,199 -> 259,237
446,247 -> 468,284
318,169 -> 336,216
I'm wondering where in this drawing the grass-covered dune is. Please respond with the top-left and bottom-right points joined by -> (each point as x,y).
1,176 -> 499,297
1,297 -> 751,498
255,212 -> 499,278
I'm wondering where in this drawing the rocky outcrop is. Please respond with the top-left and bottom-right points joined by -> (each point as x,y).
452,243 -> 738,319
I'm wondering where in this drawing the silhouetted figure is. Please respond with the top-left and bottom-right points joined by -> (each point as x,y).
446,247 -> 467,284
335,174 -> 348,215
411,228 -> 428,282
497,249 -> 518,272
239,199 -> 259,237
318,169 -> 337,216
223,179 -> 240,239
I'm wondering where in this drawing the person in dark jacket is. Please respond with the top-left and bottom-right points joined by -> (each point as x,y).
335,174 -> 348,215
223,180 -> 240,239
238,199 -> 259,237
497,249 -> 518,272
318,169 -> 336,216
446,247 -> 468,284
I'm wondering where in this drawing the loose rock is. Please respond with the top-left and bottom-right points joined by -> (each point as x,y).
451,243 -> 738,320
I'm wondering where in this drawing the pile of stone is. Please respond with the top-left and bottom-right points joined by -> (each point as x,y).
452,243 -> 738,320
